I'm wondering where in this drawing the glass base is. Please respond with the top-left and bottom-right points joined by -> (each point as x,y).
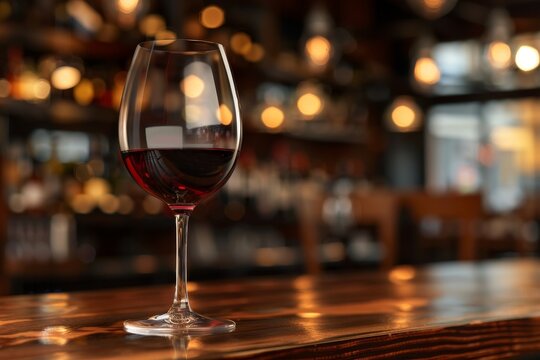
124,310 -> 236,336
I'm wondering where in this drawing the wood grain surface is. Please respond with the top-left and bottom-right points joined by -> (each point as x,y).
2,258 -> 540,359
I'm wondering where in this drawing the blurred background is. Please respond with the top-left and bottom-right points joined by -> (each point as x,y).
0,0 -> 538,294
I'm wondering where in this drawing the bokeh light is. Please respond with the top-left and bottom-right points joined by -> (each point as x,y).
217,104 -> 233,125
74,79 -> 94,106
515,45 -> 539,72
487,41 -> 512,70
413,56 -> 440,85
200,5 -> 225,29
116,0 -> 139,14
51,66 -> 81,90
181,75 -> 205,98
387,96 -> 422,132
261,106 -> 285,129
297,92 -> 323,117
305,35 -> 331,66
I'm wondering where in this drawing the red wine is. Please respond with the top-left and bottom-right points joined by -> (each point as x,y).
122,148 -> 236,207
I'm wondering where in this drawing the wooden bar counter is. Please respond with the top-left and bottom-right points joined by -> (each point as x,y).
2,258 -> 540,359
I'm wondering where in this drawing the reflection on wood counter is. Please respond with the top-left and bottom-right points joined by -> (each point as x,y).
2,259 -> 540,359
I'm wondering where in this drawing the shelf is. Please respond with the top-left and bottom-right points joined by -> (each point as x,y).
0,98 -> 117,132
0,23 -> 135,60
421,86 -> 540,106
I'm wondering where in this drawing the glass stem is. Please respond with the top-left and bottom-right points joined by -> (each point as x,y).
169,211 -> 192,315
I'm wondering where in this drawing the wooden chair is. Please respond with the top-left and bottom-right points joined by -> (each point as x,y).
349,190 -> 399,269
297,186 -> 399,274
401,192 -> 484,262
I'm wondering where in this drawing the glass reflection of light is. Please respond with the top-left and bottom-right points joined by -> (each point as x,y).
185,104 -> 203,123
389,265 -> 417,284
181,75 -> 205,99
515,45 -> 540,72
200,5 -> 225,29
297,92 -> 323,118
261,106 -> 284,129
40,326 -> 71,346
305,35 -> 331,66
298,312 -> 321,319
217,104 -> 233,125
51,66 -> 81,90
40,293 -> 73,316
487,41 -> 512,70
414,56 -> 440,86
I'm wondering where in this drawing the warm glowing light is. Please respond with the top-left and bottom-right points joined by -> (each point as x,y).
261,106 -> 285,129
297,312 -> 321,319
244,43 -> 265,62
84,177 -> 110,201
387,96 -> 422,132
117,195 -> 135,214
74,79 -> 94,106
389,266 -> 416,284
181,74 -> 205,98
392,105 -> 416,128
71,194 -> 94,214
40,326 -> 71,346
491,127 -> 533,150
487,41 -> 512,69
515,45 -> 540,72
200,5 -> 225,29
51,66 -> 81,90
297,92 -> 323,117
33,79 -> 51,100
155,30 -> 177,45
139,14 -> 166,36
18,72 -> 37,100
116,0 -> 139,14
414,56 -> 440,85
424,0 -> 444,9
0,78 -> 10,97
217,104 -> 233,125
99,194 -> 120,214
305,35 -> 331,66
230,32 -> 251,55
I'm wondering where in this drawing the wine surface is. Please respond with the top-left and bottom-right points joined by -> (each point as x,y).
122,148 -> 235,206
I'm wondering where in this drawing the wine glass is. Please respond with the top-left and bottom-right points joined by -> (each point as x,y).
119,39 -> 241,335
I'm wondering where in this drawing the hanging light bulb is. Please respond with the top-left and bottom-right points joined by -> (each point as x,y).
295,82 -> 325,119
411,36 -> 440,92
414,56 -> 440,86
302,4 -> 334,70
305,35 -> 332,67
199,5 -> 225,29
484,8 -> 514,76
515,45 -> 540,72
386,96 -> 423,132
261,105 -> 285,130
406,0 -> 458,20
51,66 -> 81,90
